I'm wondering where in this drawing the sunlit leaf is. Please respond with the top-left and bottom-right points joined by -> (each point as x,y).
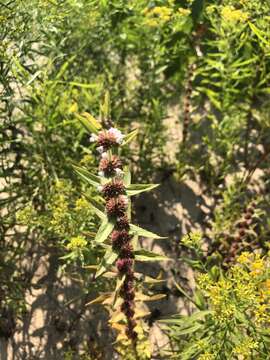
134,249 -> 170,262
130,223 -> 166,239
126,183 -> 159,196
72,165 -> 101,187
95,217 -> 114,243
123,129 -> 138,145
86,292 -> 111,306
75,112 -> 101,134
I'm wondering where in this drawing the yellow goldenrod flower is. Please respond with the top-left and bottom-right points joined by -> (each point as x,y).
67,236 -> 87,250
75,197 -> 89,211
237,251 -> 251,265
233,337 -> 258,357
250,257 -> 264,277
143,6 -> 172,27
198,353 -> 216,360
182,230 -> 202,248
178,8 -> 191,16
221,6 -> 249,23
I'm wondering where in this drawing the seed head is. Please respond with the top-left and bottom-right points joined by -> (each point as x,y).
102,180 -> 125,199
106,196 -> 128,217
120,243 -> 134,259
111,230 -> 130,249
121,289 -> 135,301
116,258 -> 133,273
99,155 -> 123,177
121,300 -> 135,317
239,228 -> 246,238
115,215 -> 130,230
244,213 -> 252,220
123,279 -> 134,292
125,328 -> 138,341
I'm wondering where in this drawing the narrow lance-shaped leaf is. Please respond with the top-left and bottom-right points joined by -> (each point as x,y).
95,248 -> 118,278
72,164 -> 101,187
130,223 -> 166,239
249,22 -> 269,46
135,293 -> 166,301
86,293 -> 111,306
75,112 -> 101,134
123,166 -> 131,186
95,217 -> 115,243
126,183 -> 159,196
100,91 -> 110,119
134,249 -> 170,262
159,310 -> 212,325
122,129 -> 138,146
82,193 -> 106,220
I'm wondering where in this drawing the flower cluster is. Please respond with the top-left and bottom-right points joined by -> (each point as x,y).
198,252 -> 270,325
90,127 -> 124,154
221,5 -> 249,23
91,127 -> 138,342
225,202 -> 256,264
143,6 -> 172,27
67,235 -> 87,250
99,153 -> 123,177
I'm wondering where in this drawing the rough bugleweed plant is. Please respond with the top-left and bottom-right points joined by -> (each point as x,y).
73,94 -> 167,357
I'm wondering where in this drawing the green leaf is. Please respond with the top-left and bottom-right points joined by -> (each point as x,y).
75,112 -> 101,134
126,183 -> 159,196
160,310 -> 212,325
123,129 -> 138,146
123,166 -> 131,186
100,91 -> 110,119
72,165 -> 101,187
130,224 -> 166,239
82,193 -> 105,220
95,248 -> 118,278
86,293 -> 111,306
171,324 -> 202,336
95,217 -> 115,243
134,249 -> 170,262
59,251 -> 77,261
249,22 -> 269,46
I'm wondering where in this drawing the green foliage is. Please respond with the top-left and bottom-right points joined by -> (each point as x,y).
162,252 -> 270,359
2,0 -> 270,358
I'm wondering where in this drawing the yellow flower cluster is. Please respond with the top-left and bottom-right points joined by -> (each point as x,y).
177,7 -> 191,16
198,252 -> 270,324
16,204 -> 36,225
221,6 -> 249,23
182,230 -> 202,248
237,252 -> 265,277
233,336 -> 258,357
198,353 -> 216,360
143,6 -> 172,27
75,197 -> 89,212
67,236 -> 87,251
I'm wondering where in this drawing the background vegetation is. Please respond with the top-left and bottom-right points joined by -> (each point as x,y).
1,0 -> 270,359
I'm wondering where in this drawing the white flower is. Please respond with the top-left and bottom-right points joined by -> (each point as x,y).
97,146 -> 104,154
115,168 -> 124,178
98,171 -> 104,177
121,195 -> 129,206
97,185 -> 103,192
108,127 -> 124,144
101,152 -> 108,159
89,134 -> 97,142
